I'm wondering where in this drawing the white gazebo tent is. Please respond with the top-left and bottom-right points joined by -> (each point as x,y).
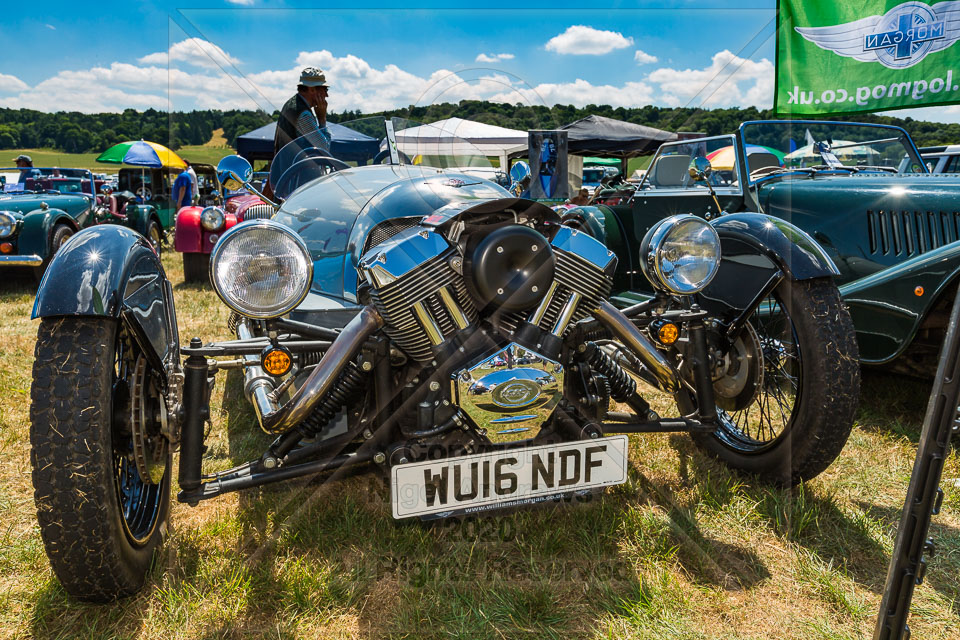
388,117 -> 529,169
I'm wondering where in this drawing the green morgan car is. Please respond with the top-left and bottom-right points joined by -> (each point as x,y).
585,119 -> 958,376
0,167 -> 164,279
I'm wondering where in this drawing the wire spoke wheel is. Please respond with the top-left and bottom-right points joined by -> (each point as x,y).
691,278 -> 860,485
716,293 -> 801,453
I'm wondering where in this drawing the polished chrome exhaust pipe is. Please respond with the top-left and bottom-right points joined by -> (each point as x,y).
241,306 -> 384,433
593,300 -> 679,394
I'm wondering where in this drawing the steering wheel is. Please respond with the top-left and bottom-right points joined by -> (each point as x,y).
136,186 -> 152,201
272,156 -> 350,200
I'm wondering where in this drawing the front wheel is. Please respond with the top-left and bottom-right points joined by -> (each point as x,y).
30,318 -> 171,601
691,278 -> 860,486
146,218 -> 163,255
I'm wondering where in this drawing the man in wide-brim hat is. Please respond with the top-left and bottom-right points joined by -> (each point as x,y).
274,67 -> 332,158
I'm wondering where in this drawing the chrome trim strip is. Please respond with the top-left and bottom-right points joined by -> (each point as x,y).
0,254 -> 42,266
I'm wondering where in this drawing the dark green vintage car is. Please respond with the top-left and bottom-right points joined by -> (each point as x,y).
0,167 -> 164,279
591,120 -> 957,376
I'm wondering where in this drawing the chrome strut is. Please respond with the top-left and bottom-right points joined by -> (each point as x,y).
240,306 -> 384,434
592,300 -> 680,394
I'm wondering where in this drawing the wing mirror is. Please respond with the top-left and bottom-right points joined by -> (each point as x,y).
508,160 -> 531,196
216,155 -> 278,209
688,156 -> 713,182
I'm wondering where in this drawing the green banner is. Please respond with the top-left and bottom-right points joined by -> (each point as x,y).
776,0 -> 960,115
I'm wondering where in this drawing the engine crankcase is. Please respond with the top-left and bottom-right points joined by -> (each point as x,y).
453,343 -> 564,442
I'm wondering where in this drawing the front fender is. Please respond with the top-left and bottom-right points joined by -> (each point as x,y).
699,212 -> 840,316
18,208 -> 80,258
32,226 -> 179,373
838,242 -> 960,363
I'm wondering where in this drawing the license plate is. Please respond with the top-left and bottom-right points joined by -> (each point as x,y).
391,436 -> 629,519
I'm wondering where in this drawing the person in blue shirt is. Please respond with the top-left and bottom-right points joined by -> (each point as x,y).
173,165 -> 195,210
13,154 -> 40,184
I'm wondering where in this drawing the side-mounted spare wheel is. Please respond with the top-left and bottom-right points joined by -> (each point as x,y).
30,317 -> 171,601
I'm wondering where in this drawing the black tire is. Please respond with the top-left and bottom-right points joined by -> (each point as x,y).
32,223 -> 74,282
146,218 -> 163,255
182,252 -> 210,284
30,318 -> 171,601
691,278 -> 860,486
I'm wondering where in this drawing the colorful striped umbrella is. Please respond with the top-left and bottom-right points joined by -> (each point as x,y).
96,140 -> 187,169
706,145 -> 785,171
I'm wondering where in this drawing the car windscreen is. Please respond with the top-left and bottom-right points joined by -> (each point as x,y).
741,121 -> 926,176
641,135 -> 741,190
0,167 -> 96,194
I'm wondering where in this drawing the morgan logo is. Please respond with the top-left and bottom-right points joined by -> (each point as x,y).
796,1 -> 960,69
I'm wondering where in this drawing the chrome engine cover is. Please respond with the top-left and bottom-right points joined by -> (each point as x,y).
453,343 -> 564,442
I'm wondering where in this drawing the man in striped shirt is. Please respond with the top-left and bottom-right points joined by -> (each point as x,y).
273,67 -> 332,157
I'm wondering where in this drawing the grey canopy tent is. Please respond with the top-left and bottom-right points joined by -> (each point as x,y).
560,114 -> 677,158
235,121 -> 381,163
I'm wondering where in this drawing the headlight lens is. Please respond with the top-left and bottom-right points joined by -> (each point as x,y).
640,215 -> 721,295
200,206 -> 225,231
210,220 -> 313,318
0,211 -> 16,238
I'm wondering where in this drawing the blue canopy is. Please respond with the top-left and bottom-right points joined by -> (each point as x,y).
236,121 -> 381,163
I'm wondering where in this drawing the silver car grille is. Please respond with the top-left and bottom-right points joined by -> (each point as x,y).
242,204 -> 275,221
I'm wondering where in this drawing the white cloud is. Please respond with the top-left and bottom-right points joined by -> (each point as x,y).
545,25 -> 633,55
490,79 -> 656,109
45,24 -> 55,30
475,53 -> 514,63
0,46 -> 769,115
646,49 -> 774,108
633,49 -> 657,65
226,0 -> 255,4
0,73 -> 28,93
138,38 -> 241,71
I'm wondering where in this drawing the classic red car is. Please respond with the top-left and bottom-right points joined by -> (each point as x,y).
174,191 -> 272,282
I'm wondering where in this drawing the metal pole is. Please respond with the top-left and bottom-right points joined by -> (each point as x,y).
874,282 -> 960,640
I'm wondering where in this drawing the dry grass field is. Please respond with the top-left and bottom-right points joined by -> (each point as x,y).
1,251 -> 959,639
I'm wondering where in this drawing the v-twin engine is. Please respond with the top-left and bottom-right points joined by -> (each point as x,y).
359,224 -> 616,364
358,221 -> 617,437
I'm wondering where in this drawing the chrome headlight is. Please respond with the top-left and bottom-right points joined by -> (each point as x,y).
0,211 -> 15,238
640,215 -> 721,295
210,220 -> 313,319
200,206 -> 225,232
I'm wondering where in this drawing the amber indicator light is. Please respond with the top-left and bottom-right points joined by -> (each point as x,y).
914,286 -> 924,297
261,348 -> 292,376
0,243 -> 11,254
657,322 -> 679,345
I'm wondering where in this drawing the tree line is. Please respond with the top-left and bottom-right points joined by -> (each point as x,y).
0,101 -> 958,153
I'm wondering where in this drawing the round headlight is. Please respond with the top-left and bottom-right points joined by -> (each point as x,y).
200,206 -> 225,232
0,211 -> 15,238
210,220 -> 313,319
640,215 -> 721,295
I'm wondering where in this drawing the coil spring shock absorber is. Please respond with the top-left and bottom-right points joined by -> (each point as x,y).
267,362 -> 367,462
300,362 -> 365,436
580,341 -> 655,419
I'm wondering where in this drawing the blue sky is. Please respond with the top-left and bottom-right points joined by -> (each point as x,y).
1,0 -> 956,122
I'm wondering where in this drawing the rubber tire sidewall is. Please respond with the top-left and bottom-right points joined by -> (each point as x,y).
182,252 -> 210,284
146,218 -> 163,255
30,317 -> 171,601
690,277 -> 860,486
32,224 -> 74,283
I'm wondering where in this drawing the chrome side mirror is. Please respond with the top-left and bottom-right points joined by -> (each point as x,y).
688,156 -> 712,181
216,154 -> 278,210
217,155 -> 253,191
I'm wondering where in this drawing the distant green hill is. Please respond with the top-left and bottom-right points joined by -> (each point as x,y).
1,101 -> 958,160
